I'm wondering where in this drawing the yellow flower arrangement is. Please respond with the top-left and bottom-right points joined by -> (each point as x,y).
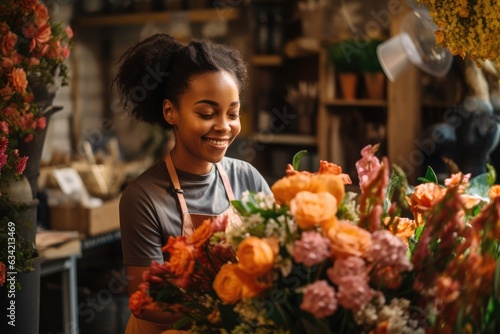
417,0 -> 500,63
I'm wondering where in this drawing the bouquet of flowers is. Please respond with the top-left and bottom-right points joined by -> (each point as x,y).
131,146 -> 500,333
0,0 -> 73,181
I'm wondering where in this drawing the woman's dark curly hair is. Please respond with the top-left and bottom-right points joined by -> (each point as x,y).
113,34 -> 248,129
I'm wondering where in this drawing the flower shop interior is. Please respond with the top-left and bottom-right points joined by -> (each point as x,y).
2,0 -> 500,333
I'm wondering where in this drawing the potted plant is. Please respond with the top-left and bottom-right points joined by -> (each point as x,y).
0,1 -> 73,332
358,39 -> 385,100
327,40 -> 363,99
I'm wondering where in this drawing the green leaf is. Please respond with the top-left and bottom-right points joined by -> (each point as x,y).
466,173 -> 491,202
292,150 -> 308,171
417,166 -> 438,184
385,164 -> 409,211
230,200 -> 249,216
486,163 -> 497,186
172,316 -> 193,330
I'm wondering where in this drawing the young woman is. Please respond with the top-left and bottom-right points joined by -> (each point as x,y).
114,34 -> 271,333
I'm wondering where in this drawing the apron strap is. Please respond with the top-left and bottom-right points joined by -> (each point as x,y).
216,162 -> 236,201
164,154 -> 189,215
164,154 -> 237,235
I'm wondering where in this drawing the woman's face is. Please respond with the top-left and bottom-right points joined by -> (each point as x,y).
164,70 -> 241,174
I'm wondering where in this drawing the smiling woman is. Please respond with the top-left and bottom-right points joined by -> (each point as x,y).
113,34 -> 271,334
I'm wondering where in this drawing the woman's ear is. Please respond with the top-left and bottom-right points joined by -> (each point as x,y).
163,99 -> 175,125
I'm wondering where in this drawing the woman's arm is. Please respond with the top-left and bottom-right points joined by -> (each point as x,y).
127,265 -> 187,325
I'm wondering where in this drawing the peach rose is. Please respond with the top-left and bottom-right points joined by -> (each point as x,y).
327,220 -> 372,259
30,24 -> 51,52
188,219 -> 212,248
213,263 -> 243,304
1,57 -> 14,71
384,216 -> 417,247
0,85 -> 13,100
237,267 -> 271,299
34,2 -> 49,25
489,185 -> 500,200
290,191 -> 338,229
8,68 -> 28,93
19,0 -> 38,9
129,290 -> 153,316
236,237 -> 275,276
1,31 -> 17,55
162,236 -> 195,277
318,160 -> 352,184
272,173 -> 344,205
408,182 -> 445,224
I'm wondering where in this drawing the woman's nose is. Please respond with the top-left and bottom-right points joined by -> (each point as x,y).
213,116 -> 231,132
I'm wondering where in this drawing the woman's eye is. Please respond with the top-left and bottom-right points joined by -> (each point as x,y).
229,114 -> 240,120
198,113 -> 215,119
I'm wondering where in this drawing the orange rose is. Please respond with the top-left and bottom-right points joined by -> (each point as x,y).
327,220 -> 372,259
8,68 -> 28,93
290,191 -> 338,229
489,185 -> 500,200
0,85 -> 13,100
236,237 -> 275,276
322,215 -> 339,233
213,264 -> 243,304
318,160 -> 352,184
163,236 -> 195,277
237,266 -> 271,299
272,173 -> 344,205
188,219 -> 212,248
408,182 -> 445,224
1,31 -> 17,55
34,2 -> 49,25
129,290 -> 153,316
19,0 -> 38,9
384,216 -> 417,247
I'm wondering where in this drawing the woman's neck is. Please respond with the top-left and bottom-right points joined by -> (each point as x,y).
168,149 -> 213,175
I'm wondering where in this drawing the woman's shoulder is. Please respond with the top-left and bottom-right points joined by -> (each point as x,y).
220,156 -> 260,175
220,157 -> 271,194
121,159 -> 169,198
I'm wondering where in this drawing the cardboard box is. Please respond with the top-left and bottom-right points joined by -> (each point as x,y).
49,195 -> 121,236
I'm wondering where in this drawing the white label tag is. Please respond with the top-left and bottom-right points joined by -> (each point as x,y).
52,168 -> 86,195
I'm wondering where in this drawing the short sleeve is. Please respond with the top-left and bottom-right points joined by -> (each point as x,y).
119,182 -> 165,266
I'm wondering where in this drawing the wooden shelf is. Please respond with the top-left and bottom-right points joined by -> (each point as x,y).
250,55 -> 283,67
250,133 -> 317,146
323,99 -> 387,108
422,99 -> 454,108
73,8 -> 241,26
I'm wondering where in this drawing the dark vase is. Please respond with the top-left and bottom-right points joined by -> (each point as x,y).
0,72 -> 61,334
0,176 -> 41,334
17,106 -> 63,199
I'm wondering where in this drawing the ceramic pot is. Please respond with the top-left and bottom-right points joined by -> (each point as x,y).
364,72 -> 386,100
338,73 -> 358,100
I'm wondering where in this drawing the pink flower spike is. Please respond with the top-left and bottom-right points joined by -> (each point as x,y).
355,144 -> 381,189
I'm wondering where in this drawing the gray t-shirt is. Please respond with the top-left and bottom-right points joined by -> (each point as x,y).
120,157 -> 271,267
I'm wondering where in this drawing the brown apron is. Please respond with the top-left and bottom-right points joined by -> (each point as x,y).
125,155 -> 241,334
165,154 -> 242,236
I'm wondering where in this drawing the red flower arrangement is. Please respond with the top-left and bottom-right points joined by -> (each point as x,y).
0,0 -> 73,182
